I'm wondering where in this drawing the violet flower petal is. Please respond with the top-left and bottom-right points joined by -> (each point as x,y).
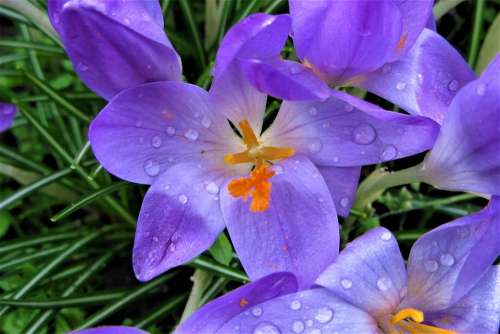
0,103 -> 16,133
264,90 -> 439,167
427,266 -> 500,334
289,0 -> 402,84
176,273 -> 298,334
48,0 -> 181,100
403,197 -> 500,312
317,166 -> 361,217
219,288 -> 378,334
89,81 -> 231,185
69,327 -> 148,334
420,55 -> 500,195
316,227 -> 407,317
361,29 -> 475,124
221,155 -> 339,288
132,162 -> 226,282
213,13 -> 291,78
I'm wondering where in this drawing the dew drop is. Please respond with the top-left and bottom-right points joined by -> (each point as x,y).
341,279 -> 352,289
396,81 -> 407,91
424,260 -> 439,273
205,182 -> 219,194
291,320 -> 305,333
309,329 -> 322,334
151,135 -> 162,148
166,126 -> 176,136
340,197 -> 349,208
289,66 -> 303,74
314,306 -> 334,324
77,62 -> 89,71
201,116 -> 212,128
144,159 -> 160,176
352,123 -> 377,145
417,73 -> 424,84
184,129 -> 199,141
333,156 -> 340,163
253,322 -> 281,334
305,320 -> 313,327
447,79 -> 459,92
308,140 -> 323,154
308,107 -> 318,116
178,194 -> 188,204
169,243 -> 176,252
381,145 -> 398,160
439,253 -> 455,266
344,103 -> 355,112
376,277 -> 392,292
251,306 -> 263,317
290,300 -> 302,311
476,83 -> 486,96
380,231 -> 392,241
152,236 -> 159,242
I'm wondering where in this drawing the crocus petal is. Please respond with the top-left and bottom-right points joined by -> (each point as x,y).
213,13 -> 291,78
176,273 -> 298,334
89,81 -> 234,185
403,197 -> 500,312
420,55 -> 500,195
263,91 -> 439,167
426,266 -> 500,334
132,163 -> 226,281
317,166 -> 361,217
289,0 -> 402,84
361,29 -> 475,124
49,0 -> 181,100
239,58 -> 332,101
0,103 -> 16,132
316,227 -> 407,317
221,155 -> 339,288
219,288 -> 378,334
69,327 -> 148,334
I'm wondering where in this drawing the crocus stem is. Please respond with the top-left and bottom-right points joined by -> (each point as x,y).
468,0 -> 485,67
179,269 -> 214,323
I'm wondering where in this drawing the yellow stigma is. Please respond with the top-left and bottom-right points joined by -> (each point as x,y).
389,308 -> 457,334
224,120 -> 294,212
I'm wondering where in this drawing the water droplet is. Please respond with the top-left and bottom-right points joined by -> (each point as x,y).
382,64 -> 391,74
417,73 -> 424,84
253,322 -> 281,334
166,126 -> 176,136
376,277 -> 392,292
201,116 -> 211,128
380,231 -> 392,241
178,194 -> 188,204
290,300 -> 302,310
341,279 -> 352,289
424,260 -> 439,273
309,329 -> 322,334
305,320 -> 313,327
396,81 -> 407,91
77,62 -> 88,71
447,79 -> 459,92
308,107 -> 318,116
314,306 -> 334,324
151,135 -> 162,148
144,159 -> 160,176
289,66 -> 303,74
123,17 -> 130,24
291,320 -> 305,333
164,184 -> 170,191
184,129 -> 199,141
476,83 -> 486,96
251,306 -> 263,317
152,236 -> 159,242
205,182 -> 219,194
340,197 -> 349,208
333,156 -> 340,163
344,104 -> 354,112
169,243 -> 176,252
352,123 -> 377,145
381,145 -> 398,160
308,140 -> 323,154
439,253 -> 455,266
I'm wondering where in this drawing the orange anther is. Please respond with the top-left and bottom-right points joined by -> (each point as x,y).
397,33 -> 408,51
239,298 -> 249,307
228,166 -> 275,212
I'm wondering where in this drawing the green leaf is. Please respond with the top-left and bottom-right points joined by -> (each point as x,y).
49,73 -> 74,90
208,233 -> 233,265
476,12 -> 500,73
0,212 -> 12,239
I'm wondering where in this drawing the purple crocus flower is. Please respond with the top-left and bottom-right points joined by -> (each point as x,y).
0,103 -> 17,133
178,198 -> 500,334
48,0 -> 181,100
69,327 -> 147,334
224,1 -> 476,124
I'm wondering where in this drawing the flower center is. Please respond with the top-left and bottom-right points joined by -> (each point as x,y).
388,308 -> 457,334
224,120 -> 294,212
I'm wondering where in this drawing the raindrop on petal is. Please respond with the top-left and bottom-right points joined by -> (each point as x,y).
376,277 -> 392,292
178,194 -> 188,204
344,104 -> 355,112
290,300 -> 302,311
291,321 -> 305,333
308,140 -> 323,154
166,126 -> 176,136
251,306 -> 263,317
476,83 -> 486,96
381,145 -> 398,160
201,116 -> 212,128
439,253 -> 455,266
151,135 -> 163,148
184,129 -> 199,141
314,306 -> 334,324
144,159 -> 160,176
341,279 -> 352,289
253,322 -> 281,334
396,81 -> 407,91
447,79 -> 459,92
308,107 -> 318,116
424,260 -> 439,273
205,182 -> 219,194
380,231 -> 392,241
77,62 -> 89,71
340,197 -> 349,208
352,123 -> 377,145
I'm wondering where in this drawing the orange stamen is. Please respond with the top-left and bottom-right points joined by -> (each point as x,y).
228,166 -> 275,212
239,298 -> 249,308
390,308 -> 457,334
397,33 -> 408,51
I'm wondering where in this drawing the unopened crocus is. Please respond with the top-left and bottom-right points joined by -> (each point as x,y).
0,103 -> 17,133
225,1 -> 476,124
178,198 -> 500,334
48,0 -> 181,100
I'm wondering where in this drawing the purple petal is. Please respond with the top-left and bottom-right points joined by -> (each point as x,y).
69,327 -> 148,334
214,13 -> 291,78
361,29 -> 475,124
317,166 -> 361,217
219,288 -> 378,334
316,227 -> 407,317
289,0 -> 402,84
0,103 -> 16,133
239,58 -> 331,101
426,266 -> 500,334
420,55 -> 500,195
221,155 -> 339,288
89,81 -> 233,185
176,273 -> 298,334
132,163 -> 226,281
264,91 -> 439,167
403,198 -> 500,312
49,0 -> 181,100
